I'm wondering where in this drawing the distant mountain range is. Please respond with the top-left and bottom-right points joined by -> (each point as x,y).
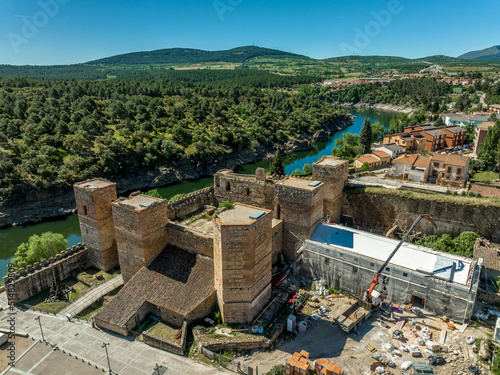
458,45 -> 500,60
1,45 -> 500,80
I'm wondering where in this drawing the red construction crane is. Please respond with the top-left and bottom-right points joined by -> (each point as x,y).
365,214 -> 437,303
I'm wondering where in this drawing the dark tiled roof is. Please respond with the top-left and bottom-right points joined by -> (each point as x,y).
474,239 -> 500,272
96,245 -> 214,326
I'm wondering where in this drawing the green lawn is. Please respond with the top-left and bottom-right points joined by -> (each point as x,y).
148,320 -> 182,343
472,171 -> 500,184
20,279 -> 90,314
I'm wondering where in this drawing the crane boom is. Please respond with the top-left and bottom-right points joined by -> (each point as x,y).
365,214 -> 437,302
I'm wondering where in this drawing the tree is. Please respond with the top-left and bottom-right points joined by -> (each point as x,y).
477,121 -> 500,166
144,189 -> 162,198
332,133 -> 361,162
361,162 -> 370,171
302,163 -> 312,175
270,152 -> 285,176
371,121 -> 385,142
359,117 -> 373,154
12,232 -> 66,270
433,117 -> 445,127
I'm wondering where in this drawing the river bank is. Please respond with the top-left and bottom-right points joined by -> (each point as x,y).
334,101 -> 419,115
0,116 -> 353,228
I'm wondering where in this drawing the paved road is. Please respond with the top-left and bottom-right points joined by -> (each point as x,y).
60,275 -> 124,317
0,293 -> 226,375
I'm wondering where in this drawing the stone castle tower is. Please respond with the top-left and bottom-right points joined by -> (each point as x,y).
213,203 -> 273,324
312,156 -> 349,223
274,178 -> 325,259
112,193 -> 168,283
73,179 -> 119,271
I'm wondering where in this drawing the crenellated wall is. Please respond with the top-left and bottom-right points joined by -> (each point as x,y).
214,169 -> 277,210
167,187 -> 214,220
3,244 -> 91,304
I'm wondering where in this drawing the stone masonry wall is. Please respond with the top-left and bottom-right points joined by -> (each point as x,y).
272,220 -> 283,264
275,180 -> 325,259
166,223 -> 214,258
167,187 -> 215,220
214,206 -> 273,324
3,244 -> 91,304
74,180 -> 118,271
113,197 -> 168,283
214,170 -> 276,210
142,320 -> 188,355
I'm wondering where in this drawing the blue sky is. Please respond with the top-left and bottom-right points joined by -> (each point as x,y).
1,0 -> 499,65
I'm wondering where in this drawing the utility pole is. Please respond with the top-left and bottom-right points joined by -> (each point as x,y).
34,316 -> 44,342
101,343 -> 112,374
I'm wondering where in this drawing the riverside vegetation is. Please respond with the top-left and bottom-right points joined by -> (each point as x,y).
0,77 -> 350,201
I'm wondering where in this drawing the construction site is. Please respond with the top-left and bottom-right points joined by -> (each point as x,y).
5,155 -> 500,375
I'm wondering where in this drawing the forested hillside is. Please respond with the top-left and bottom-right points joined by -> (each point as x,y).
325,78 -> 452,110
0,77 -> 348,200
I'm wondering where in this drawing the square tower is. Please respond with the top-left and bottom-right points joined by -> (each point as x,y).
214,203 -> 272,324
275,178 -> 325,259
112,194 -> 168,283
312,156 -> 349,222
74,179 -> 118,271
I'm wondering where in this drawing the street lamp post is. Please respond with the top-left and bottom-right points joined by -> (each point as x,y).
34,316 -> 44,342
101,343 -> 112,374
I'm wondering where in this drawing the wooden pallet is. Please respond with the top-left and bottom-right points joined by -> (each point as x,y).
365,343 -> 377,352
395,318 -> 406,331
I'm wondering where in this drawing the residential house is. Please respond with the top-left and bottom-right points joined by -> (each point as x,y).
354,150 -> 391,172
473,122 -> 495,154
353,150 -> 391,172
404,124 -> 464,152
429,154 -> 470,187
390,154 -> 431,183
443,114 -> 491,127
373,143 -> 405,158
442,126 -> 467,148
383,133 -> 427,152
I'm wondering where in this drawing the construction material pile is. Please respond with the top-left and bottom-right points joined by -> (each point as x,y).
314,358 -> 345,375
286,351 -> 310,374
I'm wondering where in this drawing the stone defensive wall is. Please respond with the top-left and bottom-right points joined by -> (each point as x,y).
166,223 -> 214,258
214,169 -> 279,211
167,187 -> 215,220
3,243 -> 91,304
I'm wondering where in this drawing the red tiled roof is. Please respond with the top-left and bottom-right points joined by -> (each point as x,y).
356,154 -> 379,164
372,150 -> 391,159
393,154 -> 419,165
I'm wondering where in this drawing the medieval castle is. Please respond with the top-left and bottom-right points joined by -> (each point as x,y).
71,156 -> 349,335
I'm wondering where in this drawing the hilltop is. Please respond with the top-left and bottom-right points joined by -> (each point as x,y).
86,46 -> 309,65
459,45 -> 500,60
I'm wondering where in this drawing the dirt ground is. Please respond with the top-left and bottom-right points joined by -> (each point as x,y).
242,295 -> 491,375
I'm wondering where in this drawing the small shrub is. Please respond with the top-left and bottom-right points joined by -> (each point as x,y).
219,201 -> 234,209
